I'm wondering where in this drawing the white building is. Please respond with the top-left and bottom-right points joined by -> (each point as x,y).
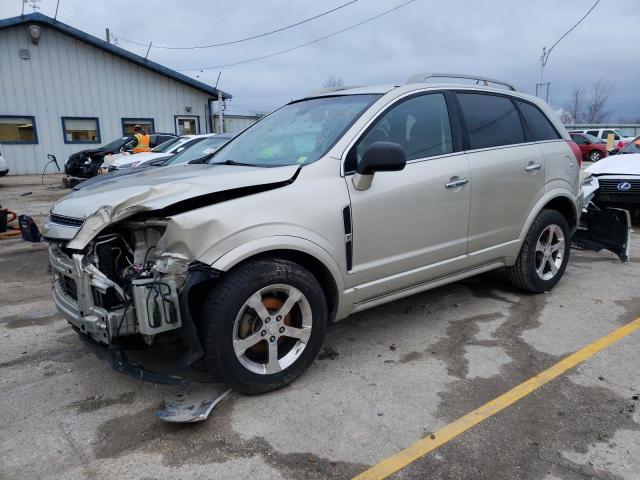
0,12 -> 231,175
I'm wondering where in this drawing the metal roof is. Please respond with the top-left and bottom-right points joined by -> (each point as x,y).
0,13 -> 231,100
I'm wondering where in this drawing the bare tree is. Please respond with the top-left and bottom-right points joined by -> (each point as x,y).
564,83 -> 586,123
323,75 -> 344,89
585,79 -> 615,123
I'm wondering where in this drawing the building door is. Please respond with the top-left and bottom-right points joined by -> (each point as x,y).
175,116 -> 199,135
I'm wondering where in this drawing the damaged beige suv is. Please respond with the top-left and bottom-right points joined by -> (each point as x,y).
46,74 -> 583,393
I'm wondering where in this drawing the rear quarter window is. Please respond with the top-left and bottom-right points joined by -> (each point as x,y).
457,93 -> 524,149
516,101 -> 561,141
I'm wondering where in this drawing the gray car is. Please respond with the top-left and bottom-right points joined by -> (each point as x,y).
45,74 -> 584,394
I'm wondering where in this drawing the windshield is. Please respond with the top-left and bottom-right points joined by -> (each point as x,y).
165,136 -> 229,165
151,137 -> 184,153
208,94 -> 381,167
102,137 -> 130,151
619,136 -> 640,154
584,133 -> 605,144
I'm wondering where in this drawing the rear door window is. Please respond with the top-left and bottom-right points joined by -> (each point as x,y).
516,101 -> 561,141
457,93 -> 524,149
586,130 -> 599,137
602,129 -> 619,140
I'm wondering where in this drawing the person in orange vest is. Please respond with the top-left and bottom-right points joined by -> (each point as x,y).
130,125 -> 151,153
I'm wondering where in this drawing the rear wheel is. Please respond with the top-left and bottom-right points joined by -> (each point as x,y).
199,258 -> 328,394
589,150 -> 602,162
507,209 -> 570,293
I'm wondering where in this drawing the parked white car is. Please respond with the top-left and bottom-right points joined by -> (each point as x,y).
0,144 -> 9,176
106,134 -> 215,170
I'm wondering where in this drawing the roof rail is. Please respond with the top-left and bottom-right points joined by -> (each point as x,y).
405,73 -> 517,91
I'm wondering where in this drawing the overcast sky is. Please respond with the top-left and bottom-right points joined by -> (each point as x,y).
5,0 -> 640,121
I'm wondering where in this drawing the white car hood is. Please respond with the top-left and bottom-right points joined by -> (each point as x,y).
49,163 -> 299,248
585,153 -> 640,176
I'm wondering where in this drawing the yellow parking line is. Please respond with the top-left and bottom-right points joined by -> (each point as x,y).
354,316 -> 640,480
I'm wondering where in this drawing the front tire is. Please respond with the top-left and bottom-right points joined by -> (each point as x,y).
589,150 -> 602,162
507,209 -> 570,293
199,258 -> 328,394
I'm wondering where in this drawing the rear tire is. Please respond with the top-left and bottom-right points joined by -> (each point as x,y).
589,150 -> 602,162
507,209 -> 570,293
199,258 -> 328,394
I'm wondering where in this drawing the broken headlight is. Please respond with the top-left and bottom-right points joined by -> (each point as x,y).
582,175 -> 594,186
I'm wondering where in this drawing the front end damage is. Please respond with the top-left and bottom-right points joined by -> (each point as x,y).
48,219 -> 218,384
45,164 -> 300,383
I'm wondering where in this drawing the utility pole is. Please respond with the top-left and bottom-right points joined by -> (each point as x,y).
217,96 -> 224,133
535,46 -> 551,103
215,71 -> 224,133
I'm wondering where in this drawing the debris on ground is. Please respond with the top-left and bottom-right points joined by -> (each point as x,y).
156,382 -> 232,423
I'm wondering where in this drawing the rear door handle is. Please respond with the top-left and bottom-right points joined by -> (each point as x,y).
525,163 -> 543,172
445,178 -> 469,189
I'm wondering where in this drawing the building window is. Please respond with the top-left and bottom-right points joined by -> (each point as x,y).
0,115 -> 38,144
61,117 -> 101,144
121,118 -> 155,135
175,116 -> 200,135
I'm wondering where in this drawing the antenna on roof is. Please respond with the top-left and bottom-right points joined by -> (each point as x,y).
23,0 -> 41,14
54,0 -> 61,21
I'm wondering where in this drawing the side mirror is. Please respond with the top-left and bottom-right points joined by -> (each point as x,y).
353,141 -> 406,191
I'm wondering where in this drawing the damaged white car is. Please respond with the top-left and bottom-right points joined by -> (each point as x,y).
45,74 -> 627,394
573,140 -> 638,261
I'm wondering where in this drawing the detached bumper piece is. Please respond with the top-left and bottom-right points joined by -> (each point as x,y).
572,208 -> 631,262
75,328 -> 182,385
156,382 -> 232,423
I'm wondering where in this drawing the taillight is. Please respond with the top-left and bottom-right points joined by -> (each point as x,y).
566,140 -> 582,167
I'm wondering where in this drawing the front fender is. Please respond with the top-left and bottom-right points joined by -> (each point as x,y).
209,235 -> 346,297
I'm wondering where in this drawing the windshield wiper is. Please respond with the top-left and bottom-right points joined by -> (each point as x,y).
187,152 -> 218,164
209,159 -> 263,167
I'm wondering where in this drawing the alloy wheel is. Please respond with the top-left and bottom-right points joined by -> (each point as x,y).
232,284 -> 312,375
534,224 -> 565,281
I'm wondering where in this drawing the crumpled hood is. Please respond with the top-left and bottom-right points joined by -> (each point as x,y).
53,163 -> 298,218
50,163 -> 299,249
586,153 -> 640,176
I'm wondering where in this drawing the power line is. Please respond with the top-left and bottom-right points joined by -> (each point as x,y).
542,0 -> 601,66
179,0 -> 418,71
115,0 -> 359,50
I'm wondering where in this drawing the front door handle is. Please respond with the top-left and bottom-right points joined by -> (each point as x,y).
525,163 -> 543,172
445,177 -> 469,189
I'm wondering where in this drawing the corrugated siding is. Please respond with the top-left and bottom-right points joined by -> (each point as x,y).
0,24 -> 213,175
